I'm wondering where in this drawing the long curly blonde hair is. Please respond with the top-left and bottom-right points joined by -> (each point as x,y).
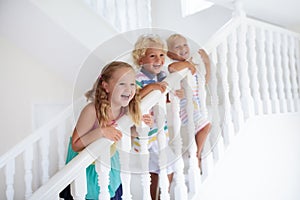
85,61 -> 141,127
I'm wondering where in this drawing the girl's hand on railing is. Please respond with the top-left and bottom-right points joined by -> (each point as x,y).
102,125 -> 122,142
142,114 -> 154,128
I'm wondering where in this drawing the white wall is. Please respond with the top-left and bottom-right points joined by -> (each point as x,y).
0,37 -> 72,155
151,0 -> 232,46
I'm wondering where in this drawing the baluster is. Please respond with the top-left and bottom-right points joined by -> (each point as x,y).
288,36 -> 300,111
115,0 -> 126,32
5,159 -> 15,200
237,23 -> 255,119
136,122 -> 151,200
266,30 -> 280,113
274,32 -> 288,112
208,49 -> 224,163
117,116 -> 133,200
282,34 -> 295,112
218,41 -> 234,147
96,147 -> 111,199
295,38 -> 300,110
256,28 -> 272,114
247,25 -> 263,115
71,169 -> 87,199
169,79 -> 188,200
57,123 -> 66,170
23,147 -> 33,199
126,0 -> 138,30
39,133 -> 50,184
183,72 -> 201,194
154,96 -> 170,200
228,29 -> 244,131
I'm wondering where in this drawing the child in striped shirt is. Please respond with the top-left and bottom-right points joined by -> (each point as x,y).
166,33 -> 211,169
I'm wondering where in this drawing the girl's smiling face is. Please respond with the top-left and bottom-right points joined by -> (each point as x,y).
139,47 -> 165,75
103,67 -> 136,108
168,37 -> 190,60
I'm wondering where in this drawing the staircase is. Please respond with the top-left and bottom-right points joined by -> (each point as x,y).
1,1 -> 300,200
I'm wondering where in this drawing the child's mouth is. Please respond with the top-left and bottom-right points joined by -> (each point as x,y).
121,94 -> 130,100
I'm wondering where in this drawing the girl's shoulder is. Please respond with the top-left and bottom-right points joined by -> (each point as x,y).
81,102 -> 96,115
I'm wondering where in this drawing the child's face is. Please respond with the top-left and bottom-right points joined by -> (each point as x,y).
168,37 -> 190,60
139,47 -> 165,75
104,67 -> 136,107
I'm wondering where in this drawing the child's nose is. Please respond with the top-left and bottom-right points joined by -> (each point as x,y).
155,56 -> 164,63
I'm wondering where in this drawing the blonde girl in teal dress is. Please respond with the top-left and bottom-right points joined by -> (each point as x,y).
60,61 -> 152,199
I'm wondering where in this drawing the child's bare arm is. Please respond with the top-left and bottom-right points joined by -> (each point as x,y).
168,61 -> 196,74
167,51 -> 185,61
139,82 -> 168,98
71,103 -> 122,152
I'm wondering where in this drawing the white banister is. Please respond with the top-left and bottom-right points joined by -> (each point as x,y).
136,121 -> 151,200
23,147 -> 33,200
169,77 -> 188,200
237,22 -> 255,119
57,123 -> 67,170
266,29 -> 280,113
257,28 -> 272,114
228,29 -> 244,131
5,159 -> 15,200
39,133 -> 50,185
155,98 -> 170,200
274,32 -> 288,113
282,34 -> 295,112
183,72 -> 201,195
70,168 -> 87,199
208,49 -> 223,163
218,41 -> 234,146
288,36 -> 300,111
295,38 -> 300,109
247,25 -> 263,115
29,138 -> 113,200
96,147 -> 111,199
117,115 -> 133,200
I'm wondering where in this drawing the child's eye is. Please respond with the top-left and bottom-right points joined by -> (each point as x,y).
130,83 -> 136,86
119,83 -> 125,85
160,54 -> 165,57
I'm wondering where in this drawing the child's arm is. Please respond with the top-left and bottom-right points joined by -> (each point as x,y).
198,49 -> 211,84
168,61 -> 196,75
167,51 -> 185,61
71,103 -> 122,152
139,82 -> 168,99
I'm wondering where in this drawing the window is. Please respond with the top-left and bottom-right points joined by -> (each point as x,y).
181,0 -> 214,17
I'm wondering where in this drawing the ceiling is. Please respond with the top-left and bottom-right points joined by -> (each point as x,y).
210,0 -> 300,33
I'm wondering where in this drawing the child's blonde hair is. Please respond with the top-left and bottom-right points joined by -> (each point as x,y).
166,33 -> 186,49
85,61 -> 141,127
132,34 -> 167,67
